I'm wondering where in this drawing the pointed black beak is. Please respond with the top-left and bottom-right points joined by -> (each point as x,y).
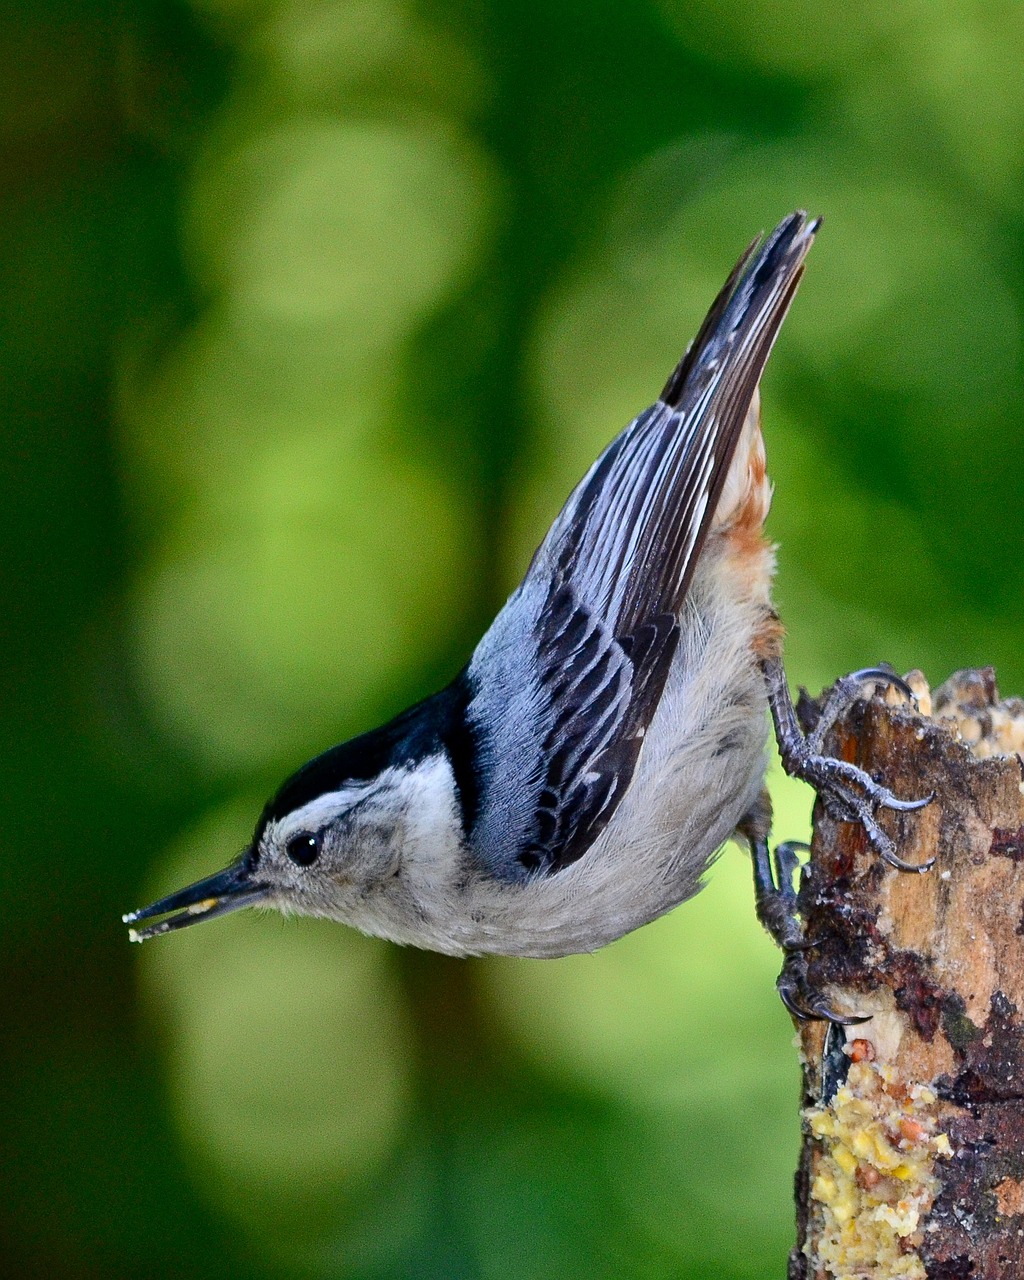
123,851 -> 269,942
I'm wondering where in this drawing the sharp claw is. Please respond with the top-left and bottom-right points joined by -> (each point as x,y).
779,986 -> 816,1021
851,807 -> 936,874
780,982 -> 869,1026
875,790 -> 933,813
881,847 -> 936,873
835,767 -> 926,816
775,911 -> 873,1025
848,666 -> 917,706
810,1003 -> 870,1026
906,791 -> 934,811
800,754 -> 933,867
807,757 -> 918,812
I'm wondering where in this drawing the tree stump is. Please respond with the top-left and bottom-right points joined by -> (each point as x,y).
790,668 -> 1024,1280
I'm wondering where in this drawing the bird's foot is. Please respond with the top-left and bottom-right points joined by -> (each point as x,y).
763,658 -> 934,872
776,946 -> 867,1025
749,834 -> 865,1023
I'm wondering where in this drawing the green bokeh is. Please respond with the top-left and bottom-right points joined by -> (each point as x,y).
6,2 -> 1024,1278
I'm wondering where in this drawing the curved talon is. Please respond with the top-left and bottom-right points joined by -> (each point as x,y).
811,757 -> 913,808
880,847 -> 936,874
777,949 -> 870,1025
874,789 -> 933,813
779,985 -> 815,1021
781,981 -> 869,1025
859,812 -> 934,874
808,1001 -> 869,1027
826,784 -> 934,874
848,666 -> 918,706
798,756 -> 933,869
848,771 -> 931,812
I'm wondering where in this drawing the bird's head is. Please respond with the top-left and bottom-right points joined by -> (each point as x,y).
123,727 -> 430,941
126,788 -> 406,943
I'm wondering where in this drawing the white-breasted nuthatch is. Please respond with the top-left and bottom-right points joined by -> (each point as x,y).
124,212 -> 930,1019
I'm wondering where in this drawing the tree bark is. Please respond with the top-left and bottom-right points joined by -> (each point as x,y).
790,668 -> 1024,1280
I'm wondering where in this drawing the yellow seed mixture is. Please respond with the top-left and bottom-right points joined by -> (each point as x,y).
894,669 -> 1024,759
805,1043 -> 951,1280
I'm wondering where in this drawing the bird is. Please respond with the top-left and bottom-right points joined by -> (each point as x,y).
123,211 -> 930,1020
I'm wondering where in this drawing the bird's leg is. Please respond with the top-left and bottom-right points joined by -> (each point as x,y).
741,791 -> 801,948
739,798 -> 863,1023
761,656 -> 933,873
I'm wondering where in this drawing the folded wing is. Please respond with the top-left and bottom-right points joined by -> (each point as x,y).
466,211 -> 818,876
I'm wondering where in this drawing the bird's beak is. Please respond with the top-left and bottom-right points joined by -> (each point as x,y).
123,851 -> 269,942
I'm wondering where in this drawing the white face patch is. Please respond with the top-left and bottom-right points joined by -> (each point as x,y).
262,755 -> 459,856
265,784 -> 370,849
382,755 -> 461,864
253,754 -> 468,952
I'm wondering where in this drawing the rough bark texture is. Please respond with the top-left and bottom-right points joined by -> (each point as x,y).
790,668 -> 1024,1280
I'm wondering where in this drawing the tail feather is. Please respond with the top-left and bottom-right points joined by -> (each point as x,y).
660,211 -> 818,411
543,210 -> 818,637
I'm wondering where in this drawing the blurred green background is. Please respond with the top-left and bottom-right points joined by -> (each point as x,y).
6,1 -> 1024,1277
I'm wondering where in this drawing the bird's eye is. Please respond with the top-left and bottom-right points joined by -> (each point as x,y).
285,832 -> 320,867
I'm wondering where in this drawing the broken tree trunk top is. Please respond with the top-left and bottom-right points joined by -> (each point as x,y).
791,667 -> 1024,1280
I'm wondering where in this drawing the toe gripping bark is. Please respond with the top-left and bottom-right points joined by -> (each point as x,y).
749,661 -> 932,1022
